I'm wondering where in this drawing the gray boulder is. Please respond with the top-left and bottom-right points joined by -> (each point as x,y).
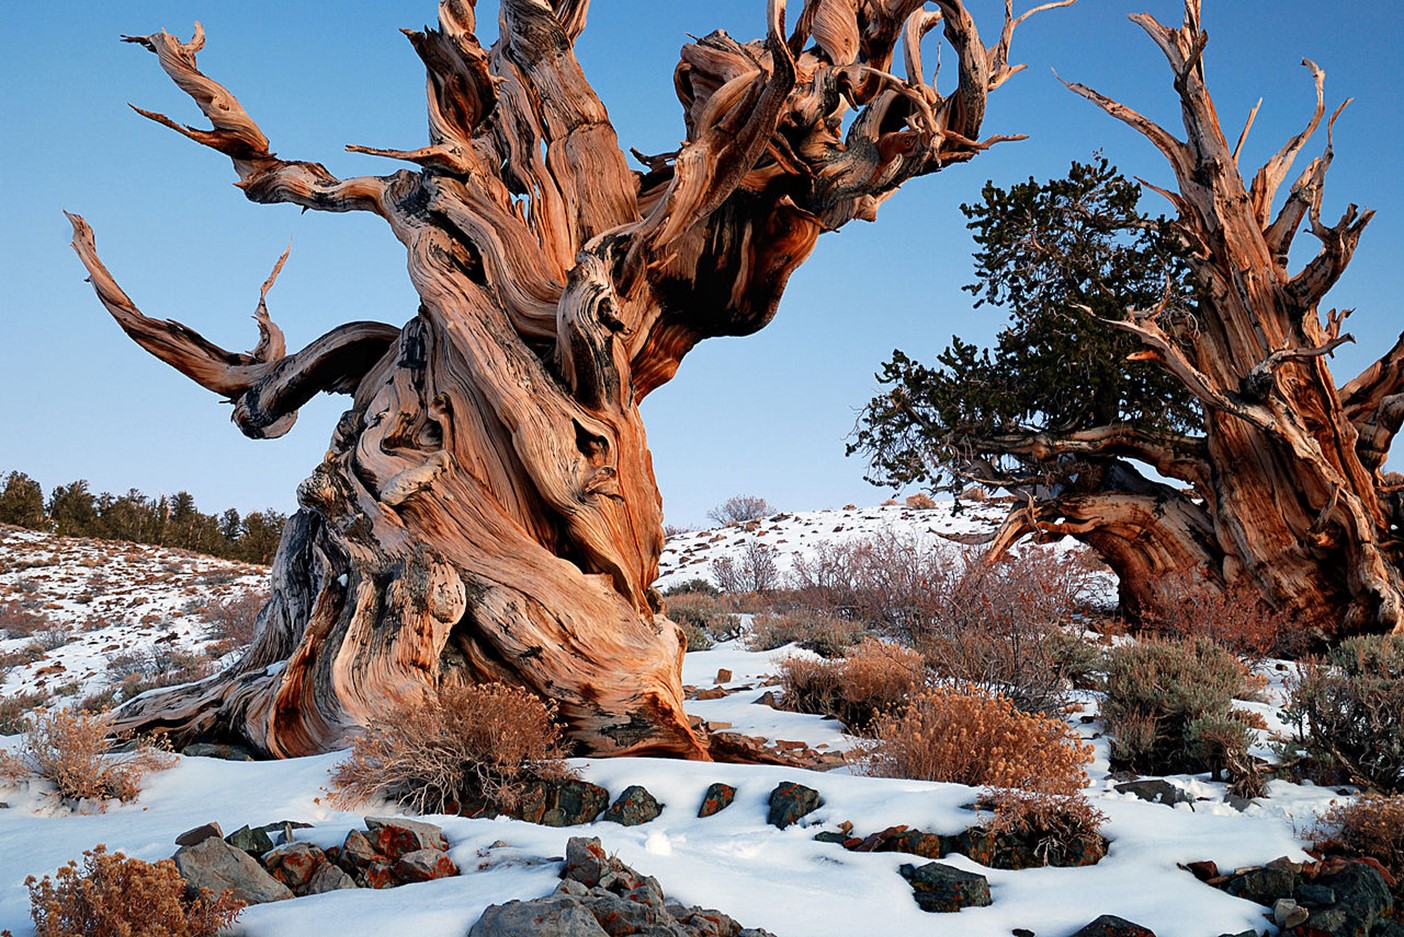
898,861 -> 993,913
172,835 -> 292,904
767,781 -> 822,829
468,896 -> 609,936
603,785 -> 664,826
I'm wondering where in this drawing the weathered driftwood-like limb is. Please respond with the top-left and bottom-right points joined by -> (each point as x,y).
88,0 -> 1071,757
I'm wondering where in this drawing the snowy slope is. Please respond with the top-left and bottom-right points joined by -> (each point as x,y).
0,513 -> 1349,937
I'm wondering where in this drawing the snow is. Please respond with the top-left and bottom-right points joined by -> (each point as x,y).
0,514 -> 1352,937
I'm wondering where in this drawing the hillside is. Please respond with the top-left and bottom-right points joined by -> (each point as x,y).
0,508 -> 1380,937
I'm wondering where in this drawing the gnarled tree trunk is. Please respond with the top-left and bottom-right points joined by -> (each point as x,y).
982,0 -> 1404,639
72,0 -> 1068,757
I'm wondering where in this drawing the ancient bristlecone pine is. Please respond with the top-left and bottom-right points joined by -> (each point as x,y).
70,0 -> 1069,757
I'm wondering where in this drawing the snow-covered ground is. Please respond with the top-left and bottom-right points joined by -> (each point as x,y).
0,513 -> 1349,937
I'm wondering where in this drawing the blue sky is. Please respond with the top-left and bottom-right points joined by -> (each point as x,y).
3,2 -> 1401,527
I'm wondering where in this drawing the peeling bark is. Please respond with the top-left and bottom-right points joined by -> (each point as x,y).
77,0 -> 1068,756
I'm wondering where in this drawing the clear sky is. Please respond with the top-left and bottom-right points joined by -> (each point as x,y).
3,2 -> 1401,528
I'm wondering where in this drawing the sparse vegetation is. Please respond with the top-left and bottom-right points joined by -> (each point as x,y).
747,610 -> 863,658
707,495 -> 775,526
0,709 -> 174,805
330,682 -> 576,816
1101,637 -> 1251,778
860,683 -> 1093,795
778,638 -> 925,732
1143,568 -> 1302,660
22,844 -> 243,937
1310,795 -> 1404,902
1285,635 -> 1404,792
712,541 -> 781,593
0,691 -> 48,735
978,789 -> 1108,867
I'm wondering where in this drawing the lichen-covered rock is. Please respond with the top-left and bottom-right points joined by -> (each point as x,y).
264,842 -> 329,891
767,781 -> 821,829
172,835 -> 293,905
364,816 -> 450,859
697,783 -> 736,818
603,785 -> 664,826
510,779 -> 611,826
898,862 -> 992,913
393,847 -> 459,883
1069,915 -> 1157,937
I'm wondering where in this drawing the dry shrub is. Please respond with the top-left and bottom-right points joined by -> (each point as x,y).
199,589 -> 266,653
0,597 -> 51,637
1310,795 -> 1404,901
24,844 -> 243,937
979,789 -> 1108,867
0,709 -> 175,805
330,681 -> 576,816
791,536 -> 1099,713
778,638 -> 925,732
707,494 -> 775,526
747,611 -> 864,658
1144,569 -> 1302,660
904,493 -> 937,510
712,540 -> 781,593
1285,635 -> 1404,792
860,683 -> 1092,795
0,690 -> 48,735
666,591 -> 739,650
1102,637 -> 1249,776
103,646 -> 214,703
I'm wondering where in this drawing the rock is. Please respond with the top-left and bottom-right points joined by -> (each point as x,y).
1370,921 -> 1404,937
1013,930 -> 1036,937
1068,915 -> 1157,937
262,819 -> 314,846
1274,898 -> 1310,928
365,816 -> 450,858
1286,860 -> 1394,937
697,783 -> 736,818
1225,865 -> 1299,907
264,842 -> 328,891
304,862 -> 358,894
510,779 -> 611,827
716,668 -> 733,683
898,862 -> 993,913
1295,883 -> 1337,908
175,821 -> 224,847
339,828 -> 382,872
602,785 -> 663,826
767,781 -> 822,829
1114,779 -> 1193,807
469,896 -> 610,936
172,835 -> 292,904
1184,860 -> 1220,881
812,831 -> 848,845
563,837 -> 623,890
180,742 -> 256,761
224,824 -> 275,858
393,847 -> 459,883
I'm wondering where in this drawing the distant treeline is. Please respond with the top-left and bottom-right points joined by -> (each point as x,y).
0,470 -> 286,565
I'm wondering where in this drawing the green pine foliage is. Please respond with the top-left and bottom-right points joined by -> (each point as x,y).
0,468 -> 285,565
850,158 -> 1200,491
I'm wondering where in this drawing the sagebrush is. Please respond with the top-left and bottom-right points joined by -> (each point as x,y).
1309,795 -> 1404,902
330,681 -> 575,816
979,789 -> 1108,867
23,844 -> 243,937
1286,635 -> 1404,792
860,683 -> 1093,795
1101,637 -> 1250,777
0,708 -> 174,805
779,638 -> 925,733
747,610 -> 864,658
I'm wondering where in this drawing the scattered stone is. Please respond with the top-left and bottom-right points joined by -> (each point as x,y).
224,824 -> 275,858
812,831 -> 849,845
1067,915 -> 1157,937
365,816 -> 450,857
175,821 -> 224,847
304,862 -> 357,895
263,819 -> 314,846
509,778 -> 611,826
603,785 -> 663,826
469,895 -> 610,936
470,836 -> 778,937
1273,898 -> 1309,928
393,848 -> 460,883
264,843 -> 329,892
1224,865 -> 1299,907
898,861 -> 993,913
180,742 -> 256,761
697,783 -> 736,818
1013,930 -> 1036,937
716,668 -> 733,683
1114,779 -> 1193,807
172,835 -> 292,904
767,781 -> 822,829
1184,860 -> 1220,881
